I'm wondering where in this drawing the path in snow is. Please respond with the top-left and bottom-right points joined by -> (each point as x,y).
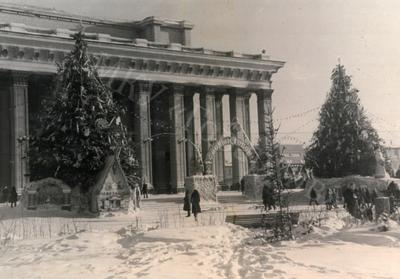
1,220 -> 400,279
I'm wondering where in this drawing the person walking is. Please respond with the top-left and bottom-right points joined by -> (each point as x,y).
262,184 -> 276,211
240,177 -> 245,194
9,186 -> 17,208
362,187 -> 371,207
309,187 -> 318,206
331,188 -> 338,209
371,188 -> 378,205
191,189 -> 201,221
142,182 -> 148,199
325,188 -> 333,210
183,190 -> 191,217
343,186 -> 352,209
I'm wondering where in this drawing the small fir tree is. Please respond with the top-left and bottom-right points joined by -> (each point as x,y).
255,109 -> 292,241
30,32 -> 137,193
305,64 -> 382,177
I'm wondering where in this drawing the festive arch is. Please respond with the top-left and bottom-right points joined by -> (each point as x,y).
204,136 -> 257,175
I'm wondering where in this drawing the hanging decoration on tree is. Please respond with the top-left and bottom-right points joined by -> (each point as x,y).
95,118 -> 109,130
29,31 -> 138,193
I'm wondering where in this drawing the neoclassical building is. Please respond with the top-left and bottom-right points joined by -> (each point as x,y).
0,4 -> 284,194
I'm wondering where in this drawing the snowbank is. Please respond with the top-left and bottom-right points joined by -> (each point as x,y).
1,210 -> 400,278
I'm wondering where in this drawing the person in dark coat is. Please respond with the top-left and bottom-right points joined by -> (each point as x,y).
9,186 -> 17,208
388,181 -> 400,199
343,186 -> 353,210
240,177 -> 245,194
349,188 -> 359,216
183,190 -> 191,217
331,188 -> 338,208
262,184 -> 275,211
362,187 -> 371,206
325,188 -> 333,210
191,189 -> 201,221
309,187 -> 318,206
142,182 -> 148,199
371,188 -> 378,205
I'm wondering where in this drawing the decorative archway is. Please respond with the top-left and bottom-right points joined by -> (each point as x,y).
204,136 -> 257,175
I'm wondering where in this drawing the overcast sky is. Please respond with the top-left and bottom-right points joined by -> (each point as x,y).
8,0 -> 400,146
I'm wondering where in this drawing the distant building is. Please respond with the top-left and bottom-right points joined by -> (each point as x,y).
280,144 -> 305,167
279,144 -> 307,188
384,146 -> 400,174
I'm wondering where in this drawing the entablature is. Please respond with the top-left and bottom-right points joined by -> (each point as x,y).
0,28 -> 284,89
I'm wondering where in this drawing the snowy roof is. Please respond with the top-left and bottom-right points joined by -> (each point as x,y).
92,151 -> 129,196
0,3 -> 193,29
280,144 -> 305,165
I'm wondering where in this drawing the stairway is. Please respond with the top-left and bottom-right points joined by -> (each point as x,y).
216,191 -> 261,204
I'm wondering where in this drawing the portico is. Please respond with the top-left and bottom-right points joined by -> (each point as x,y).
0,5 -> 284,194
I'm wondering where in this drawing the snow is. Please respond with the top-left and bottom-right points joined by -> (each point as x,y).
1,192 -> 400,279
1,208 -> 400,279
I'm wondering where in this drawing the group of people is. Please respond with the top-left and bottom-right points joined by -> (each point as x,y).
183,189 -> 201,221
387,181 -> 400,213
309,186 -> 339,209
342,183 -> 377,219
1,186 -> 18,207
324,188 -> 338,210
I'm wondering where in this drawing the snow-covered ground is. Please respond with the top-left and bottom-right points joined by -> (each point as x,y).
1,209 -> 400,279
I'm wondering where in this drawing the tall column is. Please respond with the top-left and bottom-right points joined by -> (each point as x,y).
215,94 -> 225,186
193,93 -> 203,171
244,95 -> 251,142
0,77 -> 11,189
256,89 -> 273,147
134,81 -> 153,187
10,72 -> 29,195
200,87 -> 217,175
170,84 -> 186,192
184,92 -> 195,176
229,89 -> 250,185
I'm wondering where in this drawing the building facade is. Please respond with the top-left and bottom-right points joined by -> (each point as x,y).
0,4 -> 284,194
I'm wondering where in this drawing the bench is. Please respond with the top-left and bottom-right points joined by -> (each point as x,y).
225,212 -> 300,228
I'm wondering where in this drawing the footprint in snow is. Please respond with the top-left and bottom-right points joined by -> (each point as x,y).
66,234 -> 79,240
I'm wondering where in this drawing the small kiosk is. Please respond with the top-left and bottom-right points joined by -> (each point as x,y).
90,154 -> 131,213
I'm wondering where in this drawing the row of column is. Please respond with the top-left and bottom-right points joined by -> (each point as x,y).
4,75 -> 273,194
134,82 -> 273,192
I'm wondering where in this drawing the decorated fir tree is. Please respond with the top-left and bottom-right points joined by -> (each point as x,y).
30,32 -> 137,193
305,64 -> 381,177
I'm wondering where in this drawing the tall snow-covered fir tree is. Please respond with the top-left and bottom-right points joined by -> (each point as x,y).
30,32 -> 137,192
305,64 -> 381,177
